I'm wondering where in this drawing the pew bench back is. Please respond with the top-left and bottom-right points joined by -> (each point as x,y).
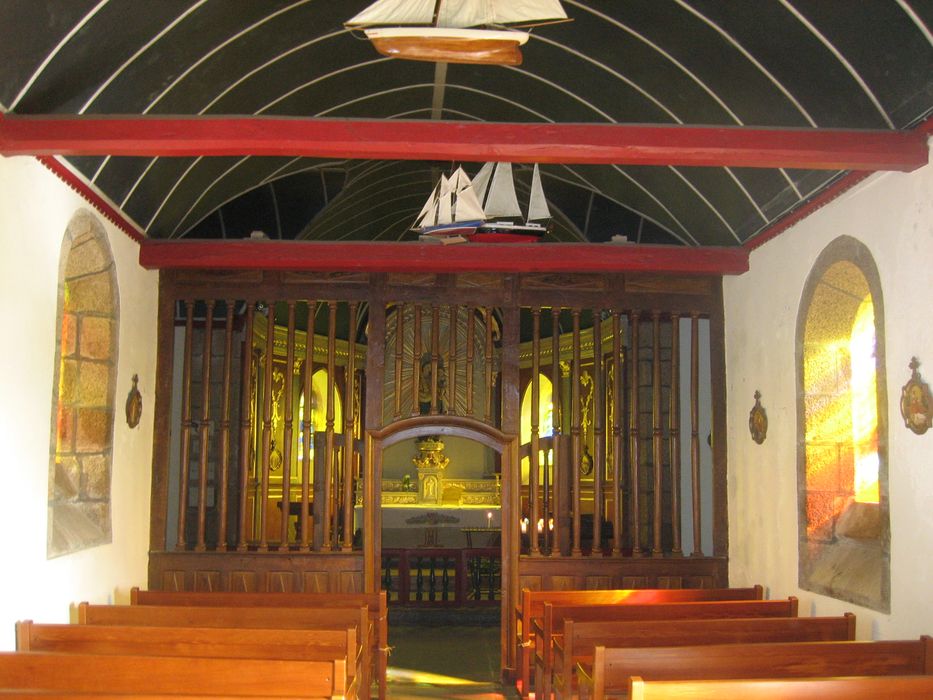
129,588 -> 387,699
0,651 -> 351,698
515,586 -> 763,698
548,614 -> 855,700
580,636 -> 933,700
17,620 -> 359,675
626,674 -> 933,700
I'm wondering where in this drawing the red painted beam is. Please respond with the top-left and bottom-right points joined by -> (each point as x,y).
138,239 -> 749,275
1,114 -> 927,171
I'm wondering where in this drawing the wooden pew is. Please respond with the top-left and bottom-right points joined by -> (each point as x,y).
0,651 -> 352,698
515,585 -> 763,698
579,636 -> 933,700
78,602 -> 370,698
532,597 -> 798,700
16,620 -> 361,689
130,587 -> 388,700
626,674 -> 933,699
547,614 -> 855,700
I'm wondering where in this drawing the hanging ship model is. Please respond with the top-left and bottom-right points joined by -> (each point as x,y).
412,162 -> 553,243
345,0 -> 569,66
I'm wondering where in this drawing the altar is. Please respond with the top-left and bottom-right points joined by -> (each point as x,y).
361,435 -> 502,548
359,505 -> 501,548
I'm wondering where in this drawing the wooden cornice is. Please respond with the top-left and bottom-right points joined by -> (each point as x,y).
1,114 -> 927,171
138,239 -> 749,275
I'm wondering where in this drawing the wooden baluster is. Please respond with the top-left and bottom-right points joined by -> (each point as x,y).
651,311 -> 664,557
217,300 -> 235,550
591,309 -> 604,557
484,307 -> 494,424
611,311 -> 623,555
278,301 -> 297,551
430,305 -> 440,415
447,304 -> 458,415
571,308 -> 583,557
394,304 -> 404,420
529,307 -> 541,557
550,306 -> 562,555
670,313 -> 683,556
176,300 -> 195,551
343,302 -> 358,551
236,303 -> 255,552
322,301 -> 337,551
301,301 -> 315,551
412,305 -> 422,416
258,302 -> 276,552
195,299 -> 215,551
628,310 -> 642,556
466,308 -> 475,417
690,312 -> 703,557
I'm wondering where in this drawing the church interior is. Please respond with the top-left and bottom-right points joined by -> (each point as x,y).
1,2 -> 932,697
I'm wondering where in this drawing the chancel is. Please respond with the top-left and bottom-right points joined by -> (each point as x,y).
1,3 -> 932,698
363,435 -> 501,548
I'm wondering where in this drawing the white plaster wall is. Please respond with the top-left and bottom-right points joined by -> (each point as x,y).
724,148 -> 933,640
0,156 -> 158,649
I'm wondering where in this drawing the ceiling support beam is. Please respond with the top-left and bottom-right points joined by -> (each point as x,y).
1,114 -> 927,171
138,239 -> 748,275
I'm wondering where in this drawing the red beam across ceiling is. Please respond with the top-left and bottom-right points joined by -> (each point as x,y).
0,114 -> 927,171
138,239 -> 749,275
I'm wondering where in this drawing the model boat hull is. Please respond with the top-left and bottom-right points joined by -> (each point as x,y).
365,27 -> 527,65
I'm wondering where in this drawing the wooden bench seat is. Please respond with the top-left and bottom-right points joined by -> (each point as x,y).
0,651 -> 352,698
130,587 -> 388,700
532,597 -> 798,700
515,585 -> 763,698
626,674 -> 933,699
579,636 -> 933,700
16,620 -> 361,688
547,614 -> 855,700
78,602 -> 370,698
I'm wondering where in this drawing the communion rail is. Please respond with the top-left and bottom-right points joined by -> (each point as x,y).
381,547 -> 501,606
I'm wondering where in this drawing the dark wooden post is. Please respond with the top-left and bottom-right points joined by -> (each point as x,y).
176,300 -> 195,551
195,299 -> 214,552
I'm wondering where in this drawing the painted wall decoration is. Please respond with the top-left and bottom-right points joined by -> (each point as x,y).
900,357 -> 932,435
749,390 -> 768,444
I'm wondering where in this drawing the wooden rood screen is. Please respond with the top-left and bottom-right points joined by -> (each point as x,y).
148,270 -> 728,665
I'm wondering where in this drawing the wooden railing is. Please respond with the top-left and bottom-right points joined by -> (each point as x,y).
381,548 -> 501,606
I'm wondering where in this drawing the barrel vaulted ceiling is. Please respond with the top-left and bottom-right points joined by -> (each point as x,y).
1,1 -> 932,253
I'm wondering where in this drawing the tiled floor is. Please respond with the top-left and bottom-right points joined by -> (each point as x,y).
385,609 -> 519,699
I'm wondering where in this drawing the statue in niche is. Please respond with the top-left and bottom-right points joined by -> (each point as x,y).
418,354 -> 447,414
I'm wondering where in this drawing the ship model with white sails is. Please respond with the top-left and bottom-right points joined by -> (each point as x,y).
345,0 -> 569,66
412,162 -> 553,243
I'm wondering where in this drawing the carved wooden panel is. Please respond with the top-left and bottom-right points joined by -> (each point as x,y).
268,571 -> 297,592
456,273 -> 505,290
522,273 -> 605,292
170,269 -> 264,285
621,576 -> 650,588
519,575 -> 543,591
194,570 -> 221,591
283,271 -> 369,285
300,572 -> 329,592
656,575 -> 684,589
585,576 -> 614,589
340,571 -> 363,593
625,274 -> 713,296
388,273 -> 436,287
546,576 -> 575,591
230,571 -> 259,592
160,570 -> 187,592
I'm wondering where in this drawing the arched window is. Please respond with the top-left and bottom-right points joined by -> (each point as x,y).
796,236 -> 889,612
48,211 -> 119,558
520,373 -> 554,485
296,368 -> 343,468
